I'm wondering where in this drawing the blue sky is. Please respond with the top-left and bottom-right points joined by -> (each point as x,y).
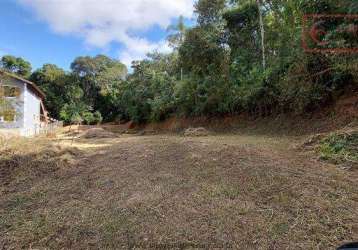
0,0 -> 195,71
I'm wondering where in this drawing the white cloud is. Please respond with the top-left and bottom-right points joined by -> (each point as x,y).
118,35 -> 172,66
18,0 -> 194,67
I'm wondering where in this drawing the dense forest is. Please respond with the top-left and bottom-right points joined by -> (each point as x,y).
1,0 -> 357,125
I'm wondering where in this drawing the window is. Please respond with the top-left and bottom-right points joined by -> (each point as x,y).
0,86 -> 21,98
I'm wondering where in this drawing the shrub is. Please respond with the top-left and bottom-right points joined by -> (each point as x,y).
82,112 -> 95,125
93,111 -> 103,125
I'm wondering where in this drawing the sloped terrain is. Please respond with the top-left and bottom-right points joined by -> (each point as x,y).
1,133 -> 358,249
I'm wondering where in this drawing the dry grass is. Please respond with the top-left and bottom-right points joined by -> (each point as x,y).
1,132 -> 358,249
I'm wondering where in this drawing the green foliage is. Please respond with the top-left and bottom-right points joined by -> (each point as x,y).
195,0 -> 227,26
82,112 -> 95,125
3,0 -> 356,125
30,64 -> 67,119
93,111 -> 103,124
179,26 -> 227,77
28,55 -> 126,124
115,54 -> 177,123
70,55 -> 127,116
82,111 -> 102,125
1,55 -> 32,78
104,0 -> 356,123
224,3 -> 261,67
319,132 -> 358,165
60,102 -> 87,124
167,15 -> 186,50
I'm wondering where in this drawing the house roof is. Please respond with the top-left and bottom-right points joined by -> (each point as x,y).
0,70 -> 45,99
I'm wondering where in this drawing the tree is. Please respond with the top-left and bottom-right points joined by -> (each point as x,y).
167,15 -> 187,80
30,64 -> 67,119
60,103 -> 85,125
167,15 -> 187,50
59,86 -> 89,125
29,56 -> 126,122
0,55 -> 32,78
223,2 -> 262,67
256,0 -> 266,69
70,55 -> 127,114
2,0 -> 355,124
114,53 -> 179,123
194,0 -> 227,26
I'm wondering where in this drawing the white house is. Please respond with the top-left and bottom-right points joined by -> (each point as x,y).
0,70 -> 48,137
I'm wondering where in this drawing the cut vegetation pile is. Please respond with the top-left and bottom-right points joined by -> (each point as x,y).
79,128 -> 117,139
302,125 -> 358,169
184,127 -> 210,137
0,139 -> 82,187
318,130 -> 358,169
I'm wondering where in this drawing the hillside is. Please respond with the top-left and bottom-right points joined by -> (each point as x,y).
0,124 -> 357,249
1,0 -> 358,249
1,104 -> 358,248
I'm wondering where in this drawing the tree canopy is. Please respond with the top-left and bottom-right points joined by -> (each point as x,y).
1,0 -> 356,125
0,55 -> 32,78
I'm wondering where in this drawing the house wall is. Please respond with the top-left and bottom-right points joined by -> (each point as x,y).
0,73 -> 43,137
0,75 -> 25,129
22,84 -> 41,136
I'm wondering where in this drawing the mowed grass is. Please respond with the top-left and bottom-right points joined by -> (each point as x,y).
1,133 -> 358,249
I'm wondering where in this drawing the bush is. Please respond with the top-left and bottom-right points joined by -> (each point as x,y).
82,112 -> 95,125
82,111 -> 102,125
93,111 -> 103,125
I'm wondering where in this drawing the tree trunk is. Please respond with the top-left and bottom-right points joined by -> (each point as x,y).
257,0 -> 266,69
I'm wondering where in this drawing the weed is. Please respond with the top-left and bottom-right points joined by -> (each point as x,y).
318,131 -> 358,165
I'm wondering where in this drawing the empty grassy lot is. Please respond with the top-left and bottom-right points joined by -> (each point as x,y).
1,132 -> 358,249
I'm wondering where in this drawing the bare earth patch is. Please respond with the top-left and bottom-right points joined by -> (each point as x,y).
0,133 -> 358,249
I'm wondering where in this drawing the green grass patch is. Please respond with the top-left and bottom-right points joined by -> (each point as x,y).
318,131 -> 358,165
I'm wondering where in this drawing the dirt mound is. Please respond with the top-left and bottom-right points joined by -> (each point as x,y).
80,128 -> 117,139
184,127 -> 210,137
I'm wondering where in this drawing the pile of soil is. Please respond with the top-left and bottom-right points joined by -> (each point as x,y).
184,127 -> 210,137
80,128 -> 117,139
